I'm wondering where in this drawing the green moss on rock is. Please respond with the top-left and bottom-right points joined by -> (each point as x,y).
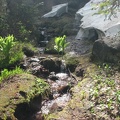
65,57 -> 79,72
0,73 -> 49,120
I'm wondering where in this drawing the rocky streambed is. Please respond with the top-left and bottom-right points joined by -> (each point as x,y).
1,34 -> 120,120
0,53 -> 82,120
22,56 -> 79,120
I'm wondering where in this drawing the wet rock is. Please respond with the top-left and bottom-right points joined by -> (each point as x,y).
50,80 -> 69,94
30,62 -> 40,67
48,72 -> 59,81
49,102 -> 58,113
39,56 -> 46,60
40,58 -> 61,73
31,65 -> 42,74
31,65 -> 49,77
39,41 -> 49,47
41,94 -> 71,114
56,73 -> 68,80
28,57 -> 40,62
20,55 -> 29,69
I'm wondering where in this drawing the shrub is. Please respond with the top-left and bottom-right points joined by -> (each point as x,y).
0,35 -> 15,62
0,36 -> 24,68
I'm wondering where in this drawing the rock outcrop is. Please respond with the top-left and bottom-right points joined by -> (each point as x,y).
75,0 -> 120,40
92,36 -> 120,63
42,3 -> 68,18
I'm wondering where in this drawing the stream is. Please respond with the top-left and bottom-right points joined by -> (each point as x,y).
14,35 -> 93,120
32,66 -> 77,120
15,53 -> 77,120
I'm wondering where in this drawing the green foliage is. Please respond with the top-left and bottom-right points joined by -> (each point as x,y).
65,57 -> 79,72
92,0 -> 120,19
54,35 -> 69,56
0,35 -> 15,61
116,90 -> 120,104
0,36 -> 24,68
21,42 -> 38,57
22,42 -> 38,53
26,78 -> 49,102
54,37 -> 62,53
17,21 -> 31,41
0,67 -> 23,83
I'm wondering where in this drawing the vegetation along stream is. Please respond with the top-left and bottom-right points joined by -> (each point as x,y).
0,0 -> 120,120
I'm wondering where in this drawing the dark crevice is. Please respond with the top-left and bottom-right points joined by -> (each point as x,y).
14,95 -> 42,120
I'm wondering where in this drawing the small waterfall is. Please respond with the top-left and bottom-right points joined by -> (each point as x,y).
60,60 -> 66,73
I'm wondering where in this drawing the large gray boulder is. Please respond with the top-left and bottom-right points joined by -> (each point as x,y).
75,0 -> 120,40
92,36 -> 120,63
42,3 -> 68,18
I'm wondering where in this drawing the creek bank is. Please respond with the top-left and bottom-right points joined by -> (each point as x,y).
0,73 -> 49,120
0,52 -> 81,120
46,56 -> 120,120
20,55 -> 80,119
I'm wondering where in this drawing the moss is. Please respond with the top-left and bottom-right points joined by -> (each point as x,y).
0,73 -> 49,119
65,57 -> 79,72
22,42 -> 39,57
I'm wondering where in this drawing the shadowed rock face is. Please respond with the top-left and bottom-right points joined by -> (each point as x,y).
92,36 -> 120,63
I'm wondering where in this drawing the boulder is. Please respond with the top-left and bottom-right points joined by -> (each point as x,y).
92,36 -> 120,63
40,58 -> 62,73
42,3 -> 68,18
75,0 -> 120,40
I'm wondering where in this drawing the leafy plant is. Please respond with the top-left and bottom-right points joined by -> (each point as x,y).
92,0 -> 119,20
0,67 -> 23,83
0,35 -> 15,62
116,90 -> 120,104
0,38 -> 25,68
54,35 -> 69,56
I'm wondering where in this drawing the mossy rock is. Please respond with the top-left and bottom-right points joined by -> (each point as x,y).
0,73 -> 49,120
44,39 -> 58,54
65,57 -> 79,72
40,57 -> 62,73
22,43 -> 39,57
